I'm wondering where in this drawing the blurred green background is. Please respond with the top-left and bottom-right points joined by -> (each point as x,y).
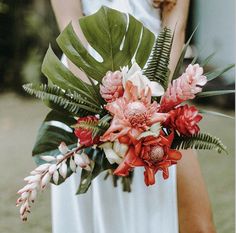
0,0 -> 235,233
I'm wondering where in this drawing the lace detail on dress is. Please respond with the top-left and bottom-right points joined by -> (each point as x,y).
152,0 -> 176,10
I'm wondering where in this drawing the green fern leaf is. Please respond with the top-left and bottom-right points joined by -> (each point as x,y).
143,27 -> 173,89
172,132 -> 228,154
23,83 -> 102,116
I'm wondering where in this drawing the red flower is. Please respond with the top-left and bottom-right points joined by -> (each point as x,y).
165,105 -> 202,136
113,131 -> 182,186
74,116 -> 100,147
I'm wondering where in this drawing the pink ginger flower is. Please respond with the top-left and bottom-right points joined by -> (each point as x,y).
100,71 -> 124,103
160,64 -> 207,112
164,104 -> 202,136
100,81 -> 169,142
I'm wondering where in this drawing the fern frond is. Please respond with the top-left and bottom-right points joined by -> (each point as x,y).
23,83 -> 101,116
143,27 -> 173,89
172,132 -> 228,154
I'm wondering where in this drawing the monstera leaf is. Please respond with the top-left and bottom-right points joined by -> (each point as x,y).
45,6 -> 155,84
25,6 -> 156,117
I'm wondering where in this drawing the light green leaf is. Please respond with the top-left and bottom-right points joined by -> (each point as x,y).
199,109 -> 234,119
205,64 -> 235,81
197,90 -> 235,98
200,52 -> 216,67
57,6 -> 155,82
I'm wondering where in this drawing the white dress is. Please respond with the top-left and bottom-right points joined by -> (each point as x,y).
51,1 -> 179,233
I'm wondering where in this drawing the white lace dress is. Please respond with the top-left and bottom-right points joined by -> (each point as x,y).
51,1 -> 179,233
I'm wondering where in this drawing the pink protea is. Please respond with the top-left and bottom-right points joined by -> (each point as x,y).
100,71 -> 124,103
164,104 -> 202,136
100,81 -> 169,142
160,64 -> 207,112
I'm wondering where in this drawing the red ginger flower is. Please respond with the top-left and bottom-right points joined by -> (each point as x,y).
113,130 -> 182,186
100,71 -> 124,103
164,105 -> 202,136
74,116 -> 100,147
160,64 -> 207,112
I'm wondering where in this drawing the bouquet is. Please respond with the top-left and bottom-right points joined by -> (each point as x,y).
16,7 -> 234,221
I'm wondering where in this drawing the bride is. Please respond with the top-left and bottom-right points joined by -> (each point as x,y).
50,0 -> 216,232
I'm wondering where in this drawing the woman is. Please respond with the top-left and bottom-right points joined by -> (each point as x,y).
50,1 -> 216,232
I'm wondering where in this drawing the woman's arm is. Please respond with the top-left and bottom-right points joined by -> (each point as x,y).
50,0 -> 89,82
161,1 -> 216,233
161,0 -> 189,79
177,150 -> 216,233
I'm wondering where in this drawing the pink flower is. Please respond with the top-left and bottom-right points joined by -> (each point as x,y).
100,81 -> 168,142
164,104 -> 202,136
160,64 -> 207,112
100,71 -> 124,102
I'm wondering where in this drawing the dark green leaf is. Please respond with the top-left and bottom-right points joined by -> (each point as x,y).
56,6 -> 155,83
199,109 -> 234,119
172,132 -> 228,154
200,52 -> 216,67
23,83 -> 100,116
197,90 -> 235,98
205,64 -> 235,81
144,27 -> 173,89
32,110 -> 77,157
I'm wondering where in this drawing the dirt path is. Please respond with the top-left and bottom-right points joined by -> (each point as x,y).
0,92 -> 234,233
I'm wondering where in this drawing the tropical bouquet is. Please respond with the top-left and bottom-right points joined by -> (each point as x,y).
16,7 -> 234,221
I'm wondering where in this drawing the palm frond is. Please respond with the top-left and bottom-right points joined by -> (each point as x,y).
172,132 -> 228,154
143,27 -> 173,89
23,83 -> 102,116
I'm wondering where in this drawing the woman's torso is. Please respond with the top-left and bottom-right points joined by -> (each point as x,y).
51,1 -> 179,233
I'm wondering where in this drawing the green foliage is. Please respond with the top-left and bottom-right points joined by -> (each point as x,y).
23,5 -> 156,120
42,46 -> 102,106
199,109 -> 234,119
144,27 -> 173,89
197,90 -> 235,98
56,6 -> 155,83
32,110 -> 78,183
32,110 -> 77,157
205,64 -> 235,81
23,83 -> 101,116
172,132 -> 228,154
199,52 -> 216,67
